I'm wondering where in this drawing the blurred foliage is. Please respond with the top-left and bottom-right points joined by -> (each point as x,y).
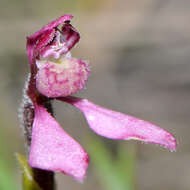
0,53 -> 27,98
0,102 -> 19,190
87,135 -> 136,190
16,153 -> 42,190
1,0 -> 108,18
0,160 -> 18,190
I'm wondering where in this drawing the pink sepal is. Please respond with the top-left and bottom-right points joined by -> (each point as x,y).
26,15 -> 73,66
29,103 -> 89,182
60,96 -> 177,151
27,15 -> 73,42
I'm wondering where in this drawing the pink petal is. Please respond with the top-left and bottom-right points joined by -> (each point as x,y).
34,29 -> 56,57
36,57 -> 90,98
60,96 -> 177,151
29,103 -> 89,182
61,23 -> 80,51
38,23 -> 80,59
26,15 -> 73,66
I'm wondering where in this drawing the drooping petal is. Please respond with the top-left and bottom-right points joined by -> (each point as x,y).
29,103 -> 89,182
60,96 -> 177,151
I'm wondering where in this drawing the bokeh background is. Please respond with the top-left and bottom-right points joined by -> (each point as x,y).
0,0 -> 190,189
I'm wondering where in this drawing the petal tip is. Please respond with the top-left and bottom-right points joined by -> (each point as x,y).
130,132 -> 177,151
165,133 -> 178,151
63,152 -> 89,182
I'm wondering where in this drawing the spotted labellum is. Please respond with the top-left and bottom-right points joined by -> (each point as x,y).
23,15 -> 177,183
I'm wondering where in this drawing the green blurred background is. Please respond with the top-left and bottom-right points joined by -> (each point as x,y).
0,0 -> 189,189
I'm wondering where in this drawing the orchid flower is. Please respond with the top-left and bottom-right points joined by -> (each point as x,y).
24,15 -> 177,183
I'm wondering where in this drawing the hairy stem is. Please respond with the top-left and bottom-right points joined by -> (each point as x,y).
20,79 -> 55,190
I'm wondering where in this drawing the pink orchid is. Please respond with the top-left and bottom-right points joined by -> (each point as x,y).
25,15 -> 177,182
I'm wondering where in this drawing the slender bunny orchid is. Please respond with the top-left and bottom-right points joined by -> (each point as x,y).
21,15 -> 177,185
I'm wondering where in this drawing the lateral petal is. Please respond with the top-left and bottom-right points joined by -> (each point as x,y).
29,103 -> 89,182
60,96 -> 177,151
